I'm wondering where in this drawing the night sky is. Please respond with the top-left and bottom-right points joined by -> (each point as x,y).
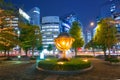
5,0 -> 108,31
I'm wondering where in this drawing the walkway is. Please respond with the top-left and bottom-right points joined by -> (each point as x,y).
44,75 -> 59,80
0,58 -> 120,80
57,58 -> 120,80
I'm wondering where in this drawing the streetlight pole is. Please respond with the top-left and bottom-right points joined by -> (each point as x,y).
90,22 -> 95,57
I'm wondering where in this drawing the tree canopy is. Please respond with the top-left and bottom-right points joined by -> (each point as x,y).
69,21 -> 84,56
93,18 -> 117,57
0,9 -> 19,57
19,23 -> 42,56
47,44 -> 53,52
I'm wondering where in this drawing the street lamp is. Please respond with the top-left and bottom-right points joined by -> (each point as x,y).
90,22 -> 95,56
90,22 -> 94,27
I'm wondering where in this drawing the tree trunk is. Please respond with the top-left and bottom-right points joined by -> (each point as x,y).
92,47 -> 95,57
32,48 -> 34,58
103,50 -> 107,59
19,48 -> 21,56
25,50 -> 28,56
103,46 -> 107,59
74,48 -> 77,57
108,48 -> 111,58
7,50 -> 10,59
4,50 -> 7,57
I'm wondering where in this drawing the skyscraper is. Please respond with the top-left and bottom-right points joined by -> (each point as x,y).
19,8 -> 31,23
28,7 -> 40,27
41,16 -> 60,49
60,12 -> 82,32
101,0 -> 120,18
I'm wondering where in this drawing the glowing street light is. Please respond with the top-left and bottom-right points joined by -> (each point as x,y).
90,22 -> 95,27
90,22 -> 95,56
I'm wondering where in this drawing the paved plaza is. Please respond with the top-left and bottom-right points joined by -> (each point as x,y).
0,58 -> 120,80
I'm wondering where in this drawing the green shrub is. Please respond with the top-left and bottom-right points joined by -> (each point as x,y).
38,58 -> 91,71
30,57 -> 36,60
105,58 -> 120,63
109,58 -> 120,63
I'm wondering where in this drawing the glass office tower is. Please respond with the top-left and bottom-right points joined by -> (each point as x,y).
60,13 -> 80,32
28,7 -> 40,27
41,16 -> 60,48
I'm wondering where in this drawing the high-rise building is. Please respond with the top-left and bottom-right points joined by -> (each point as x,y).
0,9 -> 19,28
101,0 -> 120,18
5,17 -> 18,28
114,13 -> 120,48
28,7 -> 40,27
60,13 -> 82,32
86,31 -> 92,43
41,16 -> 60,48
19,8 -> 31,23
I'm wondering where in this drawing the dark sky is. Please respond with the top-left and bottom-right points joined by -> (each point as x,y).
5,0 -> 108,30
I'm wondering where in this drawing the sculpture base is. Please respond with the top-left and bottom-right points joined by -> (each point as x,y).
57,58 -> 70,62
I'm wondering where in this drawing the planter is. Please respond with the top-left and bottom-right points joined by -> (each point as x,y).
36,65 -> 93,74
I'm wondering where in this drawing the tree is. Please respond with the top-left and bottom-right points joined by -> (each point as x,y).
19,23 -> 42,57
29,25 -> 42,58
47,44 -> 53,54
0,0 -> 16,11
94,18 -> 117,58
84,39 -> 99,56
0,8 -> 18,58
0,27 -> 18,58
0,9 -> 15,28
19,23 -> 32,56
37,44 -> 43,53
69,21 -> 84,56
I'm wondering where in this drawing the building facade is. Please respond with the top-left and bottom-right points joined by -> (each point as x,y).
19,8 -> 31,23
114,13 -> 120,49
60,13 -> 82,32
41,16 -> 60,48
90,0 -> 120,51
5,17 -> 18,28
86,30 -> 92,43
101,0 -> 120,18
28,7 -> 40,27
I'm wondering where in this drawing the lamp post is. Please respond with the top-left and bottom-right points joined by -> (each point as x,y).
90,22 -> 95,56
90,22 -> 95,37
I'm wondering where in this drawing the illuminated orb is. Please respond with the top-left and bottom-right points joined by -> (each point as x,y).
54,32 -> 74,58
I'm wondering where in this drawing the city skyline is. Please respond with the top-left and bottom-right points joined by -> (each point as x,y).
5,0 -> 109,30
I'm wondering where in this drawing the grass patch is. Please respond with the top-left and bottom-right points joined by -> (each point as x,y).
105,58 -> 120,63
38,58 -> 91,71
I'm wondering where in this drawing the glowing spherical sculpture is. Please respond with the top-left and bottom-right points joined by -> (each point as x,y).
54,32 -> 74,58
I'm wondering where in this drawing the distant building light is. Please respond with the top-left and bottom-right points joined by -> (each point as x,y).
115,16 -> 120,20
19,8 -> 31,21
33,11 -> 40,14
62,22 -> 70,28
